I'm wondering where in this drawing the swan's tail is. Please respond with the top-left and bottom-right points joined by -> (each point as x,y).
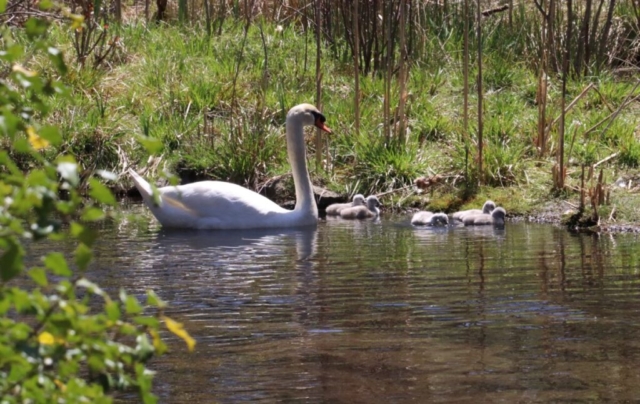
129,169 -> 158,206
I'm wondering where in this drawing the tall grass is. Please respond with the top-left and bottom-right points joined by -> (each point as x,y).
8,1 -> 635,206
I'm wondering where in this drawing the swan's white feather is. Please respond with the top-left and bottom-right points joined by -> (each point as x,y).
130,104 -> 326,230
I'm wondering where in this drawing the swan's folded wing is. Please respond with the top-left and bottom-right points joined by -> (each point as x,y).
162,193 -> 201,217
158,181 -> 287,220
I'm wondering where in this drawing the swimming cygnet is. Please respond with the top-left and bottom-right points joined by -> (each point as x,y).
452,200 -> 496,222
411,211 -> 449,226
463,206 -> 506,226
325,194 -> 366,216
340,195 -> 381,219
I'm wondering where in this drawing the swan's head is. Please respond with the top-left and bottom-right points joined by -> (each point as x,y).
492,207 -> 506,222
482,200 -> 496,214
365,195 -> 381,209
353,194 -> 366,205
431,212 -> 449,226
287,103 -> 332,133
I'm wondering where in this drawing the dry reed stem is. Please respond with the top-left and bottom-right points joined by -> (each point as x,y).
476,0 -> 484,184
314,0 -> 323,170
352,0 -> 360,137
396,0 -> 408,143
582,87 -> 640,138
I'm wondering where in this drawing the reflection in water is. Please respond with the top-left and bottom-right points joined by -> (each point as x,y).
25,206 -> 640,402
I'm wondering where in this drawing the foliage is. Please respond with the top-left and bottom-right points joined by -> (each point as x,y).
2,2 -> 639,222
0,8 -> 193,403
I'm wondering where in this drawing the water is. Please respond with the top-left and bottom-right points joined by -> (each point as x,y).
27,205 -> 640,402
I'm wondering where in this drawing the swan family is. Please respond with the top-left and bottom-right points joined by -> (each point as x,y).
130,103 -> 506,230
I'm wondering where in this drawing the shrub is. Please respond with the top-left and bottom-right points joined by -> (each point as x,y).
0,6 -> 193,403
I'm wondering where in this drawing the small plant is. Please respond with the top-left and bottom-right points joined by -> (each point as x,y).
618,135 -> 640,168
1,9 -> 193,402
352,136 -> 428,195
70,0 -> 122,68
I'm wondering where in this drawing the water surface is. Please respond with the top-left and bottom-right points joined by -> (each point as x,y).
30,205 -> 640,402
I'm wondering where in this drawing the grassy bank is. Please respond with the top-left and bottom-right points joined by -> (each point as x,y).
11,6 -> 640,227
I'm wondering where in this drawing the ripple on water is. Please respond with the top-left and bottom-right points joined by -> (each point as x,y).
25,206 -> 640,403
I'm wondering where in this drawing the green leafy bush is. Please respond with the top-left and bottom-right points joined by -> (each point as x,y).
0,7 -> 193,403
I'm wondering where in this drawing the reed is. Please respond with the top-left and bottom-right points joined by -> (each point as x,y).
6,1 -> 640,218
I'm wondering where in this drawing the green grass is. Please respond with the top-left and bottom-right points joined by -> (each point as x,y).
11,14 -> 640,225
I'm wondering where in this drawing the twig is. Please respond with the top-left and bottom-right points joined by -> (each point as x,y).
593,152 -> 619,168
598,80 -> 640,138
0,10 -> 65,20
582,93 -> 640,137
591,85 -> 615,113
375,184 -> 413,198
545,83 -> 594,137
482,5 -> 509,17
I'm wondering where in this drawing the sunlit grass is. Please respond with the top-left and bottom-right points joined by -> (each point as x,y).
21,16 -> 638,222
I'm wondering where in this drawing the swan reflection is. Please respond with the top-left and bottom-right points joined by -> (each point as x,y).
121,227 -> 319,299
151,227 -> 318,261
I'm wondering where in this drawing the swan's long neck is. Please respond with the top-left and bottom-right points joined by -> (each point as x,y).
286,117 -> 317,217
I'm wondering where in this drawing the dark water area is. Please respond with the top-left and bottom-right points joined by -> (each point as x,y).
25,204 -> 640,402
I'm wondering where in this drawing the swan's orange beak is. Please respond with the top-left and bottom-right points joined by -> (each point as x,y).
315,118 -> 332,133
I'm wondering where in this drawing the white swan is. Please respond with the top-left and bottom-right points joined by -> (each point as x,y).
452,200 -> 496,221
129,103 -> 331,229
463,207 -> 506,226
339,195 -> 381,219
411,211 -> 449,226
325,194 -> 366,216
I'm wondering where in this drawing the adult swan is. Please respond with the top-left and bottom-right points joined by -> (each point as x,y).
130,103 -> 331,230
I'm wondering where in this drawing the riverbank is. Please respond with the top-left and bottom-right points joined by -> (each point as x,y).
23,18 -> 640,232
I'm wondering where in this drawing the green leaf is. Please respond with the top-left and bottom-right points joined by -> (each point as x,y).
13,137 -> 30,153
0,112 -> 21,140
93,0 -> 103,23
88,355 -> 106,372
0,151 -> 22,175
134,316 -> 159,327
39,0 -> 53,10
47,47 -> 67,75
29,267 -> 48,286
81,206 -> 105,222
43,252 -> 71,276
39,125 -> 62,146
25,18 -> 48,39
137,135 -> 164,155
0,0 -> 7,13
105,301 -> 121,321
136,363 -> 158,404
0,44 -> 24,63
0,240 -> 24,281
74,243 -> 93,270
70,222 -> 98,246
146,290 -> 167,308
89,178 -> 116,206
125,295 -> 143,315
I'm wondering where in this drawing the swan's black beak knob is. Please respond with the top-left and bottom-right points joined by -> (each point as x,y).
313,112 -> 331,133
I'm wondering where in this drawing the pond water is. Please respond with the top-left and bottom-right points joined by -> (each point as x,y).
29,204 -> 640,402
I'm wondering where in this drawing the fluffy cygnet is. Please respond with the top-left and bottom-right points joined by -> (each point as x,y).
340,195 -> 381,219
325,194 -> 366,216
